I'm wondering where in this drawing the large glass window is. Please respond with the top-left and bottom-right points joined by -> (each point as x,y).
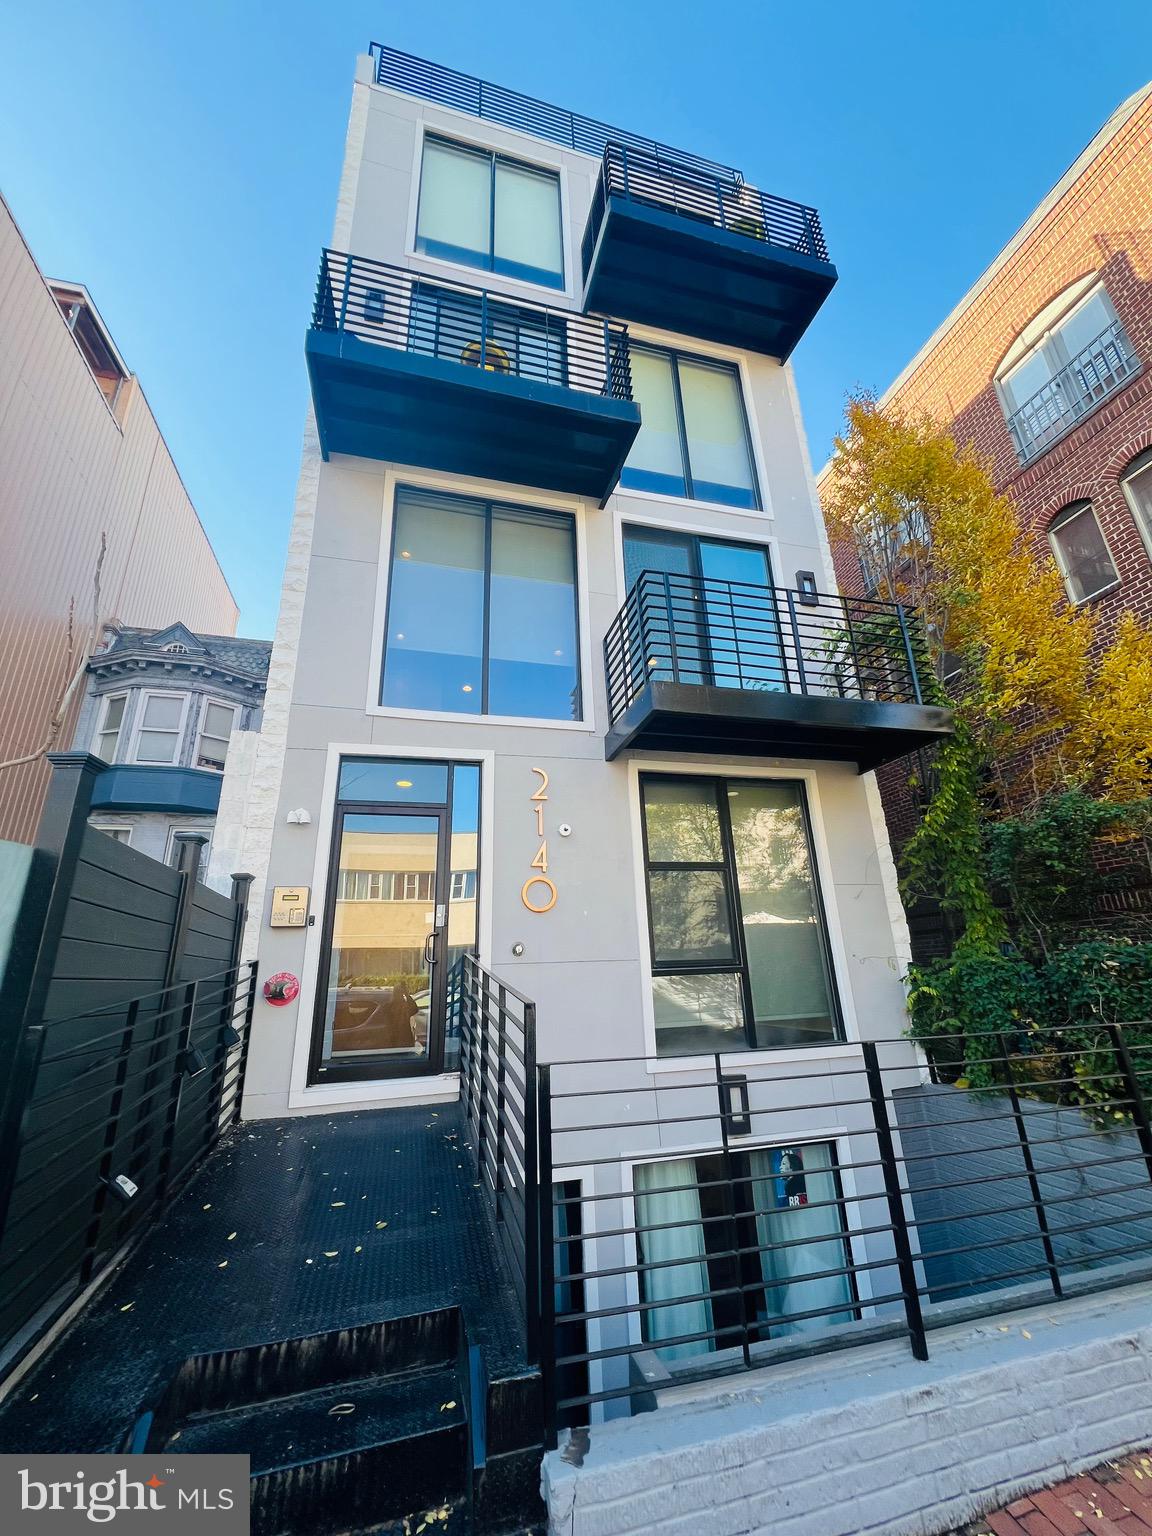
641,775 -> 839,1057
621,347 -> 758,508
999,285 -> 1136,462
1121,449 -> 1152,559
408,282 -> 566,385
635,1143 -> 855,1363
195,700 -> 237,772
416,135 -> 564,289
133,693 -> 186,764
1048,502 -> 1118,604
381,488 -> 581,720
623,527 -> 784,691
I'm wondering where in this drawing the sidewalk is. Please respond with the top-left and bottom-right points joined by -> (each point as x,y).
952,1452 -> 1152,1535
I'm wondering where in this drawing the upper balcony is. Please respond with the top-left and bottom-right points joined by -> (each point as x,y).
1004,319 -> 1139,465
603,572 -> 953,769
306,251 -> 641,504
581,146 -> 837,358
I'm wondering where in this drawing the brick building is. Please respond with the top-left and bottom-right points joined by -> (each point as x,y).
818,80 -> 1152,924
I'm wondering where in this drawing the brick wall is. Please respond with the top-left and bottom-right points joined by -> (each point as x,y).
823,88 -> 1152,944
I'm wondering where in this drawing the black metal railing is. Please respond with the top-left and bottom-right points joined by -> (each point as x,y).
603,572 -> 928,726
0,962 -> 258,1370
459,954 -> 541,1362
1006,320 -> 1139,463
583,143 -> 829,275
535,1025 -> 1152,1438
369,43 -> 740,183
313,250 -> 634,402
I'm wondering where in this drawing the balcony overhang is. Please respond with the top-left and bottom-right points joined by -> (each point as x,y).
582,195 -> 837,359
306,330 -> 640,503
91,765 -> 222,816
604,681 -> 953,772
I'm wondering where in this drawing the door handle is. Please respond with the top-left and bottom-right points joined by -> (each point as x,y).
424,931 -> 438,968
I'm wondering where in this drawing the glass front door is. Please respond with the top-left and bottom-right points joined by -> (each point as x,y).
310,759 -> 481,1083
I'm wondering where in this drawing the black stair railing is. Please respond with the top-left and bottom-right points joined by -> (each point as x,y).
458,954 -> 541,1362
583,142 -> 829,275
603,571 -> 929,728
313,250 -> 634,402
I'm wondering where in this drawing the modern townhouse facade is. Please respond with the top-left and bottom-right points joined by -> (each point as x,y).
818,81 -> 1152,898
217,38 -> 955,1396
0,192 -> 239,843
70,622 -> 270,867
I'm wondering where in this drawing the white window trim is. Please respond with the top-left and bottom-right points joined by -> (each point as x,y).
625,757 -> 861,1073
1048,503 -> 1121,606
1121,454 -> 1152,565
128,690 -> 190,766
91,821 -> 133,846
166,826 -> 213,873
91,691 -> 129,763
195,696 -> 239,773
405,121 -> 577,305
366,466 -> 596,733
286,743 -> 495,1112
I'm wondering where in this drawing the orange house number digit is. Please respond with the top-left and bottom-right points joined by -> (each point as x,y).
522,767 -> 557,913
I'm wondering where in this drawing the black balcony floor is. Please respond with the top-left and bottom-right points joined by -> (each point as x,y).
307,330 -> 640,504
605,680 -> 954,771
583,197 -> 837,359
0,1104 -> 528,1455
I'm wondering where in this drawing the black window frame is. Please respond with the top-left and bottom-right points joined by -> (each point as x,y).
380,485 -> 583,722
639,772 -> 843,1057
620,343 -> 761,510
414,132 -> 565,291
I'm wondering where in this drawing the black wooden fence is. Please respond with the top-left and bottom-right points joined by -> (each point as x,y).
0,753 -> 255,1377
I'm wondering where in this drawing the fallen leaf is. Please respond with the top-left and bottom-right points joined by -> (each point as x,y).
323,1251 -> 339,1258
331,1201 -> 345,1208
119,1302 -> 135,1313
305,1259 -> 314,1265
1021,1329 -> 1031,1339
29,1394 -> 38,1402
218,1261 -> 228,1269
202,1204 -> 212,1211
328,1403 -> 356,1416
440,1401 -> 456,1411
227,1232 -> 237,1241
375,1221 -> 388,1230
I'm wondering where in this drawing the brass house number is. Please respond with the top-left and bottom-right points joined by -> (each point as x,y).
521,767 -> 557,913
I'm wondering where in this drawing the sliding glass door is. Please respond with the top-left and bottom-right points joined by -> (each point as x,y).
640,774 -> 840,1057
623,527 -> 785,691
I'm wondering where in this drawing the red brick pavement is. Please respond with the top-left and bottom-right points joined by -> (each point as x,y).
949,1452 -> 1152,1535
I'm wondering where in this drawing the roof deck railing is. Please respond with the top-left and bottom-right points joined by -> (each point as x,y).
369,41 -> 742,183
312,249 -> 634,402
585,142 -> 830,268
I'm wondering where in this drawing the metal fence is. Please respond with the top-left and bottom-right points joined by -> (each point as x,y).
458,953 -> 541,1361
0,961 -> 258,1371
603,572 -> 928,727
583,143 -> 829,274
536,1027 -> 1152,1439
1006,319 -> 1138,462
313,250 -> 633,402
368,42 -> 740,182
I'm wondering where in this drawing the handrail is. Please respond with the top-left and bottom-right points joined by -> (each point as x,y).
368,42 -> 741,183
312,249 -> 634,403
1005,319 -> 1138,463
603,571 -> 930,727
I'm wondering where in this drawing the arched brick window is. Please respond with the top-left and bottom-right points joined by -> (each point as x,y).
1120,448 -> 1152,561
1047,501 -> 1119,605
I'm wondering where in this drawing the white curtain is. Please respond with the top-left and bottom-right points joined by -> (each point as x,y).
750,1144 -> 854,1336
418,139 -> 489,258
494,159 -> 563,280
678,359 -> 755,498
634,1158 -> 713,1361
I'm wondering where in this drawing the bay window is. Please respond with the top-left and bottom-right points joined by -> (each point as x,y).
195,700 -> 238,772
94,693 -> 127,762
132,693 -> 187,764
416,135 -> 564,289
380,488 -> 581,720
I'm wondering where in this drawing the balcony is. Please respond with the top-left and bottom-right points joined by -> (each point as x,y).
90,764 -> 222,815
603,573 -> 953,768
581,146 -> 837,358
1006,320 -> 1140,464
306,251 -> 641,504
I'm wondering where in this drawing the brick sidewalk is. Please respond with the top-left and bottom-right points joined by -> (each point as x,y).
950,1452 -> 1152,1535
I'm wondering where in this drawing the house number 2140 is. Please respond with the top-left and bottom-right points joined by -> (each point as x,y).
521,767 -> 557,913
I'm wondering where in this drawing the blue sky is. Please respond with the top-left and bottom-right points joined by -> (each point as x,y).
2,1 -> 1150,637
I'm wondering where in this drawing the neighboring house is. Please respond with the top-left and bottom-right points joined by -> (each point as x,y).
0,192 -> 238,844
73,623 -> 270,870
817,82 -> 1152,940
